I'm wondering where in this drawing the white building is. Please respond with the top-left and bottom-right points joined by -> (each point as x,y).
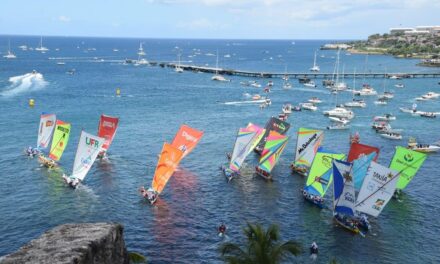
390,28 -> 414,35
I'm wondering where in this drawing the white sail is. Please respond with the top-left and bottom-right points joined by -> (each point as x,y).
229,129 -> 257,172
294,128 -> 323,169
37,113 -> 56,149
70,131 -> 105,181
355,161 -> 399,217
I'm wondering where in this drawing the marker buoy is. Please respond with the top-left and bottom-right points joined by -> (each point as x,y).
116,88 -> 121,96
29,99 -> 35,107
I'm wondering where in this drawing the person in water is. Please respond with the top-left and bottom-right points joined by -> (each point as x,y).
310,241 -> 318,261
218,222 -> 227,235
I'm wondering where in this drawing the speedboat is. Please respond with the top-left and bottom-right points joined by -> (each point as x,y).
420,112 -> 437,118
374,99 -> 387,105
422,92 -> 440,99
282,104 -> 292,114
212,74 -> 230,82
267,81 -> 274,87
374,114 -> 396,122
378,91 -> 394,99
323,107 -> 354,119
252,94 -> 262,100
250,81 -> 262,88
408,137 -> 440,153
380,132 -> 402,140
415,96 -> 429,101
389,75 -> 401,80
303,81 -> 317,88
308,97 -> 322,104
395,84 -> 404,88
344,99 -> 366,108
327,124 -> 349,130
329,116 -> 350,125
371,122 -> 391,132
301,103 -> 317,111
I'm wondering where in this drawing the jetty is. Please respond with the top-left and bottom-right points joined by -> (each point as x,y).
158,62 -> 440,79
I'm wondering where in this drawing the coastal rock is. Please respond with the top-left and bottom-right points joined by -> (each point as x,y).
0,223 -> 129,264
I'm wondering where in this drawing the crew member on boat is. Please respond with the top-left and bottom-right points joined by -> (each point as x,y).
218,222 -> 227,235
310,242 -> 318,261
140,186 -> 157,204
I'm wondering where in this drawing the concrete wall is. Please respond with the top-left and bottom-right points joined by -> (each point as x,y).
0,223 -> 129,264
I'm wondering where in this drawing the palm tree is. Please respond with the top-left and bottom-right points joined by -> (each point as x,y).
220,222 -> 302,264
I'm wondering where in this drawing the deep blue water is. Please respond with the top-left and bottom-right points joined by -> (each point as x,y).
0,36 -> 439,263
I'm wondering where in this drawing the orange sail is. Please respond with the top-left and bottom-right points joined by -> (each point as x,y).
171,124 -> 203,159
151,143 -> 184,194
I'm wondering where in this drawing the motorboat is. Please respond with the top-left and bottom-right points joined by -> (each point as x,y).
420,112 -> 437,118
408,137 -> 440,153
301,103 -> 318,111
282,104 -> 292,114
250,81 -> 262,88
303,81 -> 317,88
373,114 -> 396,122
308,97 -> 322,104
252,94 -> 262,100
422,92 -> 440,99
212,74 -> 230,82
374,99 -> 387,105
329,116 -> 350,125
389,75 -> 401,80
380,132 -> 402,140
56,62 -> 65,65
353,85 -> 377,96
323,107 -> 354,119
415,96 -> 429,101
371,122 -> 391,132
344,99 -> 366,108
267,81 -> 274,87
283,82 -> 292,89
327,124 -> 349,130
378,91 -> 394,99
395,84 -> 404,88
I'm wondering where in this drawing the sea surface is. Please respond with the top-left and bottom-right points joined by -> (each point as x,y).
0,36 -> 439,263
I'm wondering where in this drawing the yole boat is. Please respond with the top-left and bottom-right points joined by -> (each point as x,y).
25,113 -> 56,157
255,130 -> 288,180
38,120 -> 71,169
97,114 -> 119,159
63,131 -> 105,188
290,128 -> 324,176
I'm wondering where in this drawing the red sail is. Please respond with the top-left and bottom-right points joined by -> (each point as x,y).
347,142 -> 380,162
97,114 -> 119,151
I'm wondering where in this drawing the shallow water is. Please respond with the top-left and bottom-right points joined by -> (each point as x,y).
0,36 -> 439,263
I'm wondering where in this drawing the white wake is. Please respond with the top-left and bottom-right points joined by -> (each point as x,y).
1,72 -> 48,97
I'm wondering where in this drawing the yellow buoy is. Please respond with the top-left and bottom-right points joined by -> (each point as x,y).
116,88 -> 121,96
29,99 -> 35,107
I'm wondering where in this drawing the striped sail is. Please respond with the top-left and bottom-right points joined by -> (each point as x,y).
257,131 -> 289,173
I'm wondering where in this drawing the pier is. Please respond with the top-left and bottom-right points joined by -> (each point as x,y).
159,62 -> 440,79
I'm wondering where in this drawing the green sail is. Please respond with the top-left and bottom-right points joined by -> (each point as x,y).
49,120 -> 71,161
390,146 -> 427,190
304,149 -> 345,197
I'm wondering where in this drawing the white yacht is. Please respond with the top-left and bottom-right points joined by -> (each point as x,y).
303,81 -> 317,88
309,51 -> 320,72
353,85 -> 377,96
344,99 -> 366,108
175,53 -> 183,73
308,97 -> 322,104
422,92 -> 440,99
3,40 -> 16,59
323,106 -> 354,119
35,36 -> 49,52
301,103 -> 318,111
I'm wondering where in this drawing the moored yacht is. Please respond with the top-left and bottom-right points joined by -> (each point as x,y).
323,106 -> 354,119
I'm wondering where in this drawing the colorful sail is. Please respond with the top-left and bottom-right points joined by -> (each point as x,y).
293,128 -> 324,171
37,113 -> 56,150
257,131 -> 288,173
347,142 -> 379,162
390,146 -> 427,190
355,161 -> 399,217
69,131 -> 105,181
229,128 -> 258,172
49,120 -> 71,161
245,123 -> 265,155
97,114 -> 119,152
151,143 -> 184,194
256,117 -> 290,151
333,160 -> 355,216
171,124 -> 203,159
352,152 -> 376,191
304,148 -> 345,197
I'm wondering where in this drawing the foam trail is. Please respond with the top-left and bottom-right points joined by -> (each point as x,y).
1,72 -> 48,97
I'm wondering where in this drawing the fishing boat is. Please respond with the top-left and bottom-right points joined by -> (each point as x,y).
62,131 -> 105,188
303,81 -> 317,88
35,36 -> 49,52
302,149 -> 345,208
38,120 -> 71,168
222,124 -> 265,181
301,103 -> 317,111
255,130 -> 289,180
309,51 -> 320,72
326,124 -> 349,130
390,147 -> 427,199
254,117 -> 290,155
290,128 -> 324,176
25,113 -> 57,157
407,137 -> 440,153
328,116 -> 350,125
332,160 -> 361,234
97,114 -> 119,159
380,132 -> 402,140
3,39 -> 16,59
308,97 -> 322,104
373,114 -> 396,122
140,143 -> 184,204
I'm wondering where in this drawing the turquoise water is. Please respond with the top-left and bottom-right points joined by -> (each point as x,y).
0,36 -> 439,263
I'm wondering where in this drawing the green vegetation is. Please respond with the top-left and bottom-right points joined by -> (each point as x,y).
219,222 -> 302,264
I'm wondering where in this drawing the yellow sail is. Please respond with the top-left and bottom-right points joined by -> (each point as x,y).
49,120 -> 71,161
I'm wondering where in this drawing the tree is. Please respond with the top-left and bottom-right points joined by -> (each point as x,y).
220,223 -> 302,264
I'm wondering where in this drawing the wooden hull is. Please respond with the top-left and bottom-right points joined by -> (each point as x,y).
334,216 -> 360,234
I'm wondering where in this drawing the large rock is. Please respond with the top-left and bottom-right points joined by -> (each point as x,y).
1,223 -> 129,264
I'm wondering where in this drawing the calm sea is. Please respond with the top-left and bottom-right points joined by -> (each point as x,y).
0,36 -> 439,263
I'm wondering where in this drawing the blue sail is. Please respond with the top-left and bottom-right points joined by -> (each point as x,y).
353,152 -> 376,191
333,160 -> 355,216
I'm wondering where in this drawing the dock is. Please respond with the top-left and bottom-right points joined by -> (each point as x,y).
158,62 -> 440,79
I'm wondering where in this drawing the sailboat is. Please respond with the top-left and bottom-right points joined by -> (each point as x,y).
345,69 -> 367,108
97,114 -> 119,159
62,131 -> 105,188
291,128 -> 324,176
302,148 -> 345,208
255,130 -> 289,180
170,124 -> 204,159
35,36 -> 49,52
140,143 -> 184,204
389,146 -> 427,198
221,124 -> 265,181
347,142 -> 380,191
332,160 -> 361,234
254,117 -> 290,155
137,42 -> 146,56
175,53 -> 183,73
309,51 -> 320,72
3,39 -> 16,59
331,50 -> 347,91
38,120 -> 71,168
26,113 -> 57,157
212,51 -> 229,82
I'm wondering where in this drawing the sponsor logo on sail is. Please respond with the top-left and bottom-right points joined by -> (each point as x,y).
45,120 -> 54,127
298,133 -> 317,154
344,192 -> 355,203
102,120 -> 115,128
272,122 -> 286,132
372,199 -> 385,210
182,131 -> 197,142
86,137 -> 100,148
404,153 -> 414,162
